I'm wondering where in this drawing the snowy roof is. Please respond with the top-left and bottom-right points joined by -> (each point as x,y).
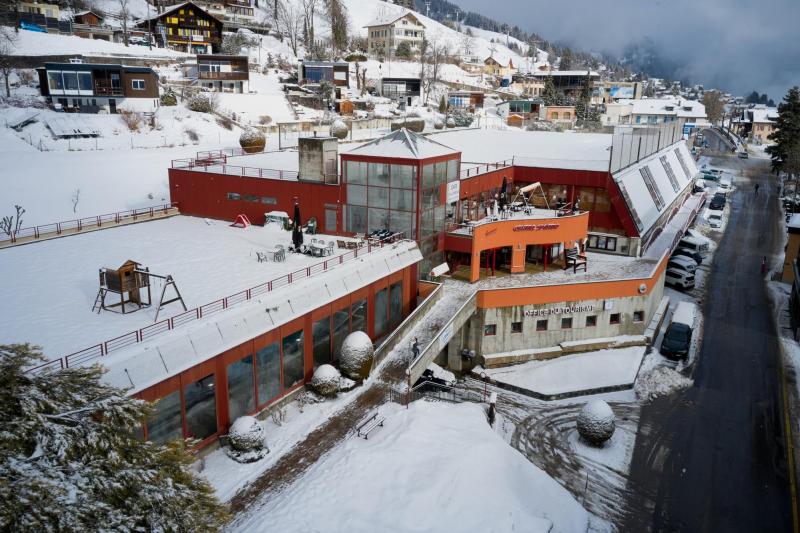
751,107 -> 778,124
140,1 -> 222,23
621,98 -> 706,119
613,141 -> 698,237
531,70 -> 600,77
364,10 -> 423,28
427,129 -> 612,172
0,216 -> 418,362
96,239 -> 422,394
343,128 -> 459,160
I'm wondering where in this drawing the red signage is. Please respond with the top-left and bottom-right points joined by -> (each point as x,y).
512,223 -> 560,232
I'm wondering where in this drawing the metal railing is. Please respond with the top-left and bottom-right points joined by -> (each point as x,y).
0,203 -> 177,245
170,158 -> 300,181
198,71 -> 249,80
29,234 -> 409,374
390,381 -> 485,405
459,160 -> 513,180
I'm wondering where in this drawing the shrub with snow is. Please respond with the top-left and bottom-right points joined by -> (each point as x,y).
446,117 -> 456,128
329,119 -> 349,140
160,89 -> 178,106
339,331 -> 374,380
239,128 -> 266,153
450,109 -> 474,128
635,366 -> 693,401
390,118 -> 425,133
187,92 -> 218,113
433,117 -> 445,130
311,364 -> 341,396
226,415 -> 269,463
576,399 -> 615,446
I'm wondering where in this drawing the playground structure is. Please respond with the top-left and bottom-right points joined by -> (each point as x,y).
93,260 -> 187,321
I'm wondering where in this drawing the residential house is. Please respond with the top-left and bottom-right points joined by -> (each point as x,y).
152,0 -> 255,23
138,1 -> 224,54
37,62 -> 160,113
379,77 -> 421,106
299,61 -> 350,87
364,10 -> 425,58
510,75 -> 545,98
196,54 -> 249,93
601,102 -> 633,126
448,91 -> 485,110
529,70 -> 600,100
12,0 -> 59,18
620,98 -> 708,127
544,105 -> 576,125
483,56 -> 516,79
496,99 -> 543,124
71,10 -> 114,41
745,106 -> 778,144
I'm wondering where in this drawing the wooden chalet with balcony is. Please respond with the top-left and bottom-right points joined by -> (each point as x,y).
139,1 -> 223,54
196,54 -> 250,92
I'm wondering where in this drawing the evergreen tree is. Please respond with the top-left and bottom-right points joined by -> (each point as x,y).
767,87 -> 800,174
701,90 -> 724,125
541,74 -> 559,106
559,47 -> 573,70
326,0 -> 348,52
745,90 -> 760,104
438,94 -> 447,113
0,344 -> 229,532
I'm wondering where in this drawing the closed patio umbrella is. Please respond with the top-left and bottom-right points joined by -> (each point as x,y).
292,203 -> 304,251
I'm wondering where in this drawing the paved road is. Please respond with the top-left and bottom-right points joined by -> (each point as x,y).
621,135 -> 795,531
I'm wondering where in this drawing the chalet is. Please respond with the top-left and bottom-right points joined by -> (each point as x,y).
152,0 -> 255,23
71,10 -> 114,41
529,70 -> 600,100
483,56 -> 516,79
299,61 -> 350,87
138,1 -> 223,54
447,91 -> 485,110
379,77 -> 421,106
496,99 -> 543,123
11,0 -> 59,18
196,54 -> 249,92
364,10 -> 425,58
37,62 -> 159,113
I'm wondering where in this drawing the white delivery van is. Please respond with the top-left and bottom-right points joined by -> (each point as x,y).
672,301 -> 697,329
679,236 -> 710,257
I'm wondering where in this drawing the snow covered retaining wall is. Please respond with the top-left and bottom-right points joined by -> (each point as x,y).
482,335 -> 648,368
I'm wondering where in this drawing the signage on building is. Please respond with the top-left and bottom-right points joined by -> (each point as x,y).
524,304 -> 594,317
513,223 -> 559,232
609,86 -> 635,99
446,181 -> 460,204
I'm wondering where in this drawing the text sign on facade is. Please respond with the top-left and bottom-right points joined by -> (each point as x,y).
524,304 -> 594,317
446,181 -> 460,204
513,223 -> 560,232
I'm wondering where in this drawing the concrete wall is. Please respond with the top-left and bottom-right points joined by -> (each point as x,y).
474,276 -> 664,358
299,136 -> 338,184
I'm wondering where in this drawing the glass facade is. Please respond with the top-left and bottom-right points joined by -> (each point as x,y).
374,288 -> 389,337
227,355 -> 255,422
332,308 -> 350,360
282,330 -> 305,388
146,391 -> 182,444
344,161 -> 417,238
184,374 -> 217,441
256,342 -> 281,405
390,282 -> 403,327
351,299 -> 368,333
313,316 -> 331,368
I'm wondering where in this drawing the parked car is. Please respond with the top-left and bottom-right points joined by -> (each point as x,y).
701,169 -> 724,181
680,235 -> 710,257
660,302 -> 697,359
665,268 -> 695,290
673,248 -> 703,265
708,212 -> 723,228
709,193 -> 726,210
738,151 -> 749,159
668,256 -> 697,273
719,177 -> 732,190
693,179 -> 706,193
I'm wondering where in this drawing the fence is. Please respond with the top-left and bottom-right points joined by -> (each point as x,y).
609,121 -> 686,174
29,235 -> 410,374
389,381 -> 485,405
459,160 -> 513,179
170,157 -> 301,181
277,118 -> 394,149
0,203 -> 176,245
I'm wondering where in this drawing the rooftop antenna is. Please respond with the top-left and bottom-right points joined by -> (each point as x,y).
425,1 -> 430,18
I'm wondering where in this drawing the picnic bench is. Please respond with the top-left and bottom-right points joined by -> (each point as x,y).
356,410 -> 385,440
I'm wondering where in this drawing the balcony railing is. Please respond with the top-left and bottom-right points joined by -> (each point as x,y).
198,71 -> 249,80
94,85 -> 123,96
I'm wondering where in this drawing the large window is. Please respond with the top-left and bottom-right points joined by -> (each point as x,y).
313,316 -> 331,368
132,79 -> 146,90
282,330 -> 305,388
346,205 -> 367,234
78,72 -> 92,91
346,160 -> 367,184
659,155 -> 680,192
47,71 -> 64,91
184,374 -> 217,441
146,391 -> 182,444
62,72 -> 79,91
639,166 -> 665,209
345,162 -> 417,235
351,299 -> 367,333
256,342 -> 281,405
389,282 -> 403,327
674,148 -> 691,178
227,355 -> 255,422
374,288 -> 389,337
332,309 -> 350,361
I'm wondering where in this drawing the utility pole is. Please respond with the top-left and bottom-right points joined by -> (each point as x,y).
147,0 -> 152,50
425,1 -> 430,19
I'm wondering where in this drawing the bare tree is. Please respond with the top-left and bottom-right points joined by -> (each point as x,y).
701,90 -> 724,125
301,0 -> 318,51
1,205 -> 25,236
0,28 -> 15,98
118,0 -> 131,47
277,1 -> 303,57
71,189 -> 81,213
420,38 -> 446,105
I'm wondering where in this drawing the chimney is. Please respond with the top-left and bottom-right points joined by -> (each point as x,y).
298,136 -> 339,185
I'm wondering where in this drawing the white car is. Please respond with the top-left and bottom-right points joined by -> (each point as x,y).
668,256 -> 698,273
708,213 -> 723,228
665,268 -> 695,290
719,177 -> 732,190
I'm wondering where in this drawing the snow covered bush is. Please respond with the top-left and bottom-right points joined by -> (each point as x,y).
0,344 -> 228,531
311,364 -> 341,396
635,366 -> 693,401
329,119 -> 349,140
161,89 -> 178,106
433,117 -> 445,130
239,128 -> 266,153
187,92 -> 219,113
390,118 -> 425,133
339,331 -> 374,380
119,110 -> 143,132
226,415 -> 269,463
576,399 -> 615,446
446,117 -> 456,128
450,109 -> 474,128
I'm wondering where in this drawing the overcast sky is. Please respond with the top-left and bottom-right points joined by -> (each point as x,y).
456,0 -> 800,102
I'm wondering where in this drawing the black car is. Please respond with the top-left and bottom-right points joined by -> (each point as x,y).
660,323 -> 692,359
672,248 -> 703,265
709,192 -> 726,210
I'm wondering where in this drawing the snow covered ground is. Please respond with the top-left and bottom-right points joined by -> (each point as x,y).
481,346 -> 646,397
215,72 -> 297,124
231,401 -> 589,533
9,28 -> 191,59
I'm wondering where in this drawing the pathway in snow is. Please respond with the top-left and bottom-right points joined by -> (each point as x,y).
227,282 -> 475,517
